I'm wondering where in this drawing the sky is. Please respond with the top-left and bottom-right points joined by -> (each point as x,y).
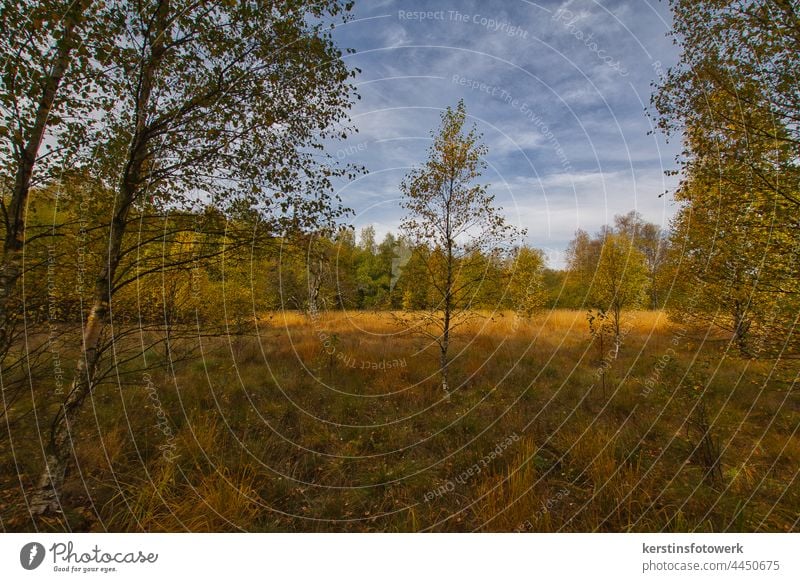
327,0 -> 682,268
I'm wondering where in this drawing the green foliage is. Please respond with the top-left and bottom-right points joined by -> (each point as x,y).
506,246 -> 547,316
614,211 -> 671,309
591,232 -> 649,316
0,0 -> 118,191
397,100 -> 524,318
565,223 -> 651,339
654,0 -> 800,356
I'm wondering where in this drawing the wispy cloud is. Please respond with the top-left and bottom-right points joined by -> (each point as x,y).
330,0 -> 680,267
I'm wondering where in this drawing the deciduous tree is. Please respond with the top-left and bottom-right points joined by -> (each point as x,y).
399,100 -> 522,392
31,0 -> 361,514
653,0 -> 800,356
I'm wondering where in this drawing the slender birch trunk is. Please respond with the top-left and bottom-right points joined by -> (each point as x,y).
30,1 -> 168,514
1,5 -> 85,348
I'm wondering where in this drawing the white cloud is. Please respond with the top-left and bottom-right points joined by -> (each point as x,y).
327,0 -> 680,267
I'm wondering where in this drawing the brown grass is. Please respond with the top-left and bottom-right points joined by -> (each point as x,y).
1,309 -> 797,532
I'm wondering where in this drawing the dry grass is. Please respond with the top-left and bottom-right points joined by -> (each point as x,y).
1,309 -> 797,532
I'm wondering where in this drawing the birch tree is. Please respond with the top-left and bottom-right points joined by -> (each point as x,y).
399,100 -> 522,393
653,0 -> 800,356
0,0 -> 115,411
31,0 -> 360,514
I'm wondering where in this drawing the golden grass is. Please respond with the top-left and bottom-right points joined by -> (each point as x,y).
268,308 -> 671,336
3,309 -> 798,532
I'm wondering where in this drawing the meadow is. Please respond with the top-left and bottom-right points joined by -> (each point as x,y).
2,309 -> 797,532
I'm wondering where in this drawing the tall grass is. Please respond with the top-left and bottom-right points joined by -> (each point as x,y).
1,310 -> 797,532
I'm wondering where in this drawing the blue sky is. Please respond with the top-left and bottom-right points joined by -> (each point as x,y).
328,0 -> 681,267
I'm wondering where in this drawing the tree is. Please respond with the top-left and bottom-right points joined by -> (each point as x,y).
667,160 -> 796,357
506,246 -> 547,317
654,0 -> 800,210
590,232 -> 649,355
399,100 -> 522,392
564,228 -> 601,305
31,0 -> 361,514
395,243 -> 434,310
330,228 -> 360,309
386,234 -> 413,308
0,1 -> 116,418
358,225 -> 376,254
0,0 -> 111,309
566,226 -> 649,357
353,227 -> 397,309
614,211 -> 670,309
653,0 -> 800,356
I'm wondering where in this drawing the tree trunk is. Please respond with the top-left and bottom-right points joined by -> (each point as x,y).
598,330 -> 606,398
440,326 -> 450,392
441,213 -> 453,392
437,179 -> 454,393
1,6 -> 83,347
732,300 -> 752,358
30,0 -> 168,514
29,303 -> 108,514
31,182 -> 135,513
439,277 -> 451,392
612,303 -> 622,359
650,278 -> 659,310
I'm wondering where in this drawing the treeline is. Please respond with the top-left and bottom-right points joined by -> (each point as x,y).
281,227 -> 550,314
19,176 -> 797,368
15,185 -> 548,320
21,175 -> 679,321
283,211 -> 672,315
